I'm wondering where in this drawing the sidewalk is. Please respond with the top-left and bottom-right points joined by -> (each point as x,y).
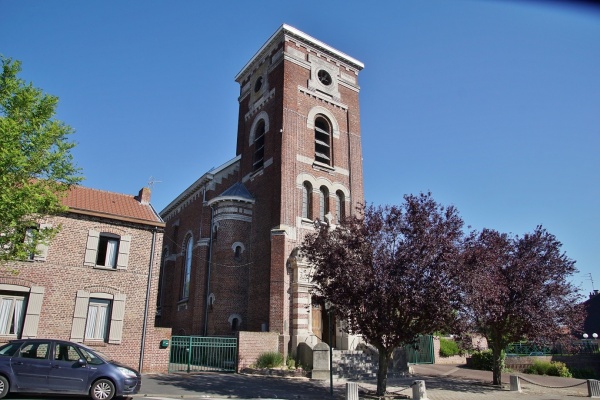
136,364 -> 591,400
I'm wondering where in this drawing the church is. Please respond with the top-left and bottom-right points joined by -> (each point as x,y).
157,24 -> 365,356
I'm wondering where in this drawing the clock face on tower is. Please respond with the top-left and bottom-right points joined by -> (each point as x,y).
317,70 -> 332,86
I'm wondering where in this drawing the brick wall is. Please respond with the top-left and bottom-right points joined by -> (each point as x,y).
1,211 -> 171,373
237,331 -> 280,371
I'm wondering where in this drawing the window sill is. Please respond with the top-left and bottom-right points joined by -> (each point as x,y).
83,340 -> 107,347
93,265 -> 118,271
312,161 -> 334,173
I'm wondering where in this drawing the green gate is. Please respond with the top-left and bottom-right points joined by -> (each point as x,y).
405,335 -> 434,364
169,336 -> 238,373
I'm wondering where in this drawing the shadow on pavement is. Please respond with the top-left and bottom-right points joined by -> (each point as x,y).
145,372 -> 342,399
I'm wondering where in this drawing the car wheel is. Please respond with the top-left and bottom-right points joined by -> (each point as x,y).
0,376 -> 9,399
90,378 -> 115,400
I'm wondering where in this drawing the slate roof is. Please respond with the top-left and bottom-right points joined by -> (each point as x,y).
63,185 -> 164,226
219,182 -> 254,200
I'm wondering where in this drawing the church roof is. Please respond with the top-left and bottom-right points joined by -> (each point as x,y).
220,182 -> 253,199
207,182 -> 255,206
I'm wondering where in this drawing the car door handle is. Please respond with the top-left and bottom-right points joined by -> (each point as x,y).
14,362 -> 23,365
52,364 -> 61,368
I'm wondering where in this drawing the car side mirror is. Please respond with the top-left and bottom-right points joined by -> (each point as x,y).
77,358 -> 87,366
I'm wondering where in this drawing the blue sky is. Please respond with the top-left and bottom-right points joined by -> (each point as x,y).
2,1 -> 599,299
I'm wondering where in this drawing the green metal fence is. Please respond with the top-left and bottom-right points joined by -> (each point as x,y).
505,342 -> 552,356
169,336 -> 238,373
405,335 -> 434,364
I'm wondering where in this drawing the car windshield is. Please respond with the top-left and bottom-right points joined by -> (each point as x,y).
77,346 -> 106,365
0,342 -> 22,357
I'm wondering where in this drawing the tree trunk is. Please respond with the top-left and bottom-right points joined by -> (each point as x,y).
492,346 -> 503,386
376,348 -> 391,396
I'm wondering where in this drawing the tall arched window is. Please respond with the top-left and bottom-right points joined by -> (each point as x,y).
336,190 -> 345,224
182,237 -> 193,299
319,186 -> 329,221
302,182 -> 313,219
253,119 -> 266,171
314,116 -> 331,165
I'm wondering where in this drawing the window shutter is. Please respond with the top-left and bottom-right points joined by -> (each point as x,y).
108,293 -> 126,344
34,223 -> 52,261
116,235 -> 131,270
21,286 -> 45,338
84,230 -> 100,266
70,290 -> 90,342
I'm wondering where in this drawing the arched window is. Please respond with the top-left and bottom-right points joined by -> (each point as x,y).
231,317 -> 239,331
336,190 -> 345,224
314,116 -> 332,165
182,237 -> 193,299
302,182 -> 313,219
319,186 -> 329,221
253,119 -> 266,171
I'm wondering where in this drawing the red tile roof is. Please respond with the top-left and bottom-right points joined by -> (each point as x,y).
63,185 -> 164,226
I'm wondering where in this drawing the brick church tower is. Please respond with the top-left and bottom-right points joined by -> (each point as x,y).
158,24 -> 364,355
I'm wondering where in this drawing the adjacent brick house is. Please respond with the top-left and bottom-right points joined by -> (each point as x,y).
0,185 -> 171,373
158,24 -> 365,357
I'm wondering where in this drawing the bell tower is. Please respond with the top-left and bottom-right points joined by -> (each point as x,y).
234,24 -> 365,354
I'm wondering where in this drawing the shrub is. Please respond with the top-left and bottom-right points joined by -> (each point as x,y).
286,355 -> 296,369
256,352 -> 284,368
470,350 -> 504,371
439,338 -> 460,357
571,368 -> 597,379
525,360 -> 572,378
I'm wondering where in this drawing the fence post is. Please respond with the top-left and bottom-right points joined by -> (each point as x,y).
510,375 -> 522,392
588,379 -> 600,398
346,382 -> 358,400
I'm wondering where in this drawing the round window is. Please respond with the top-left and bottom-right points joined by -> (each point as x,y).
317,70 -> 332,86
254,76 -> 263,93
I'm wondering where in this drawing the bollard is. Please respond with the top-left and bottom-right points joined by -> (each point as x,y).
346,382 -> 359,400
510,375 -> 522,392
588,379 -> 600,398
412,380 -> 429,400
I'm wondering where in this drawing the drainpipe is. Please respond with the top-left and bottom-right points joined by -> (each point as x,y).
139,227 -> 158,372
203,205 -> 215,336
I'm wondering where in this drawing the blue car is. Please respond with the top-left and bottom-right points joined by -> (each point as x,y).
0,338 -> 141,399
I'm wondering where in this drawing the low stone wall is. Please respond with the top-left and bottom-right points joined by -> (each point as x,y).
433,335 -> 488,365
237,331 -> 280,372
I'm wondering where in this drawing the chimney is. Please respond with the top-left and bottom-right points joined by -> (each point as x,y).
137,187 -> 151,205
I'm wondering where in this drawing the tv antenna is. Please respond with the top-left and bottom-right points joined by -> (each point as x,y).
588,273 -> 595,291
148,176 -> 162,189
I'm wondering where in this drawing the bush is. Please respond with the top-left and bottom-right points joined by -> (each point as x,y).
286,355 -> 296,369
525,360 -> 572,378
439,338 -> 460,357
571,368 -> 597,379
255,352 -> 284,368
470,350 -> 504,371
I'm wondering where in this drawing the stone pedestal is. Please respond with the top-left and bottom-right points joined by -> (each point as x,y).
510,375 -> 522,392
311,342 -> 330,380
412,380 -> 428,400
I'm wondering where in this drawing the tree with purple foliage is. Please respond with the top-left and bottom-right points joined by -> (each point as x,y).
301,193 -> 465,396
461,227 -> 584,385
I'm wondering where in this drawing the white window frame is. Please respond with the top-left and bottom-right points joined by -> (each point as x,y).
84,230 -> 131,269
85,298 -> 111,340
182,237 -> 193,300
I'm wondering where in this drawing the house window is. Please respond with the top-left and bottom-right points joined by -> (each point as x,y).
70,291 -> 126,344
96,234 -> 119,267
182,237 -> 193,300
84,230 -> 131,269
231,317 -> 239,331
314,116 -> 331,165
234,246 -> 242,260
0,293 -> 26,337
336,190 -> 345,224
253,119 -> 266,171
85,299 -> 111,340
302,182 -> 313,219
319,186 -> 329,221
